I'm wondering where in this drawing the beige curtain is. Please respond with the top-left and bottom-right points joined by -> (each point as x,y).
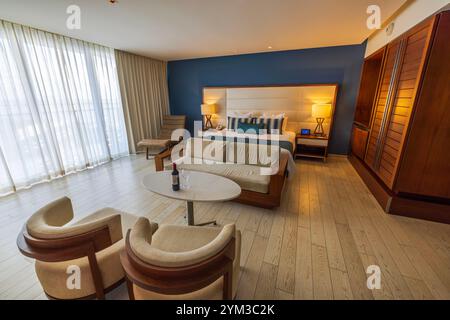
115,50 -> 170,153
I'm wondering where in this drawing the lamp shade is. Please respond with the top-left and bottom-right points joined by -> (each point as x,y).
312,104 -> 332,118
201,104 -> 216,115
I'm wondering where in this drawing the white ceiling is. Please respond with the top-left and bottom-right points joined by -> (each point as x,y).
0,0 -> 407,61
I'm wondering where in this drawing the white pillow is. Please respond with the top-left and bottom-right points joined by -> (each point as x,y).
261,112 -> 285,119
260,113 -> 288,133
227,111 -> 253,118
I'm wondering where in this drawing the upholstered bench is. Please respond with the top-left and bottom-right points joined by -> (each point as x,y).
137,115 -> 186,159
137,139 -> 171,159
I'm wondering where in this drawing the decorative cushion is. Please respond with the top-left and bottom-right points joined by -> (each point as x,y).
282,116 -> 288,132
227,117 -> 252,130
261,112 -> 285,119
227,111 -> 253,118
254,117 -> 285,134
237,122 -> 265,134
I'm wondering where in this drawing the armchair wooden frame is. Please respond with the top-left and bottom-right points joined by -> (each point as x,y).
154,150 -> 289,209
16,224 -> 124,300
120,230 -> 235,300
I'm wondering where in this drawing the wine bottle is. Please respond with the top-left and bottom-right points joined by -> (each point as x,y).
172,163 -> 180,191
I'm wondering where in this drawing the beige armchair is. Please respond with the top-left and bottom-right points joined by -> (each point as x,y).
120,218 -> 241,300
17,197 -> 140,300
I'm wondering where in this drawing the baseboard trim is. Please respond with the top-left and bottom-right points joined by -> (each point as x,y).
390,196 -> 450,224
348,153 -> 392,211
348,153 -> 450,224
328,153 -> 348,158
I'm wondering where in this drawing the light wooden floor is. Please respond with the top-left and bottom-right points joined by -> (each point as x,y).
1,155 -> 449,300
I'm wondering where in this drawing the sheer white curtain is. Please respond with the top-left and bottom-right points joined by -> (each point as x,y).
0,20 -> 129,196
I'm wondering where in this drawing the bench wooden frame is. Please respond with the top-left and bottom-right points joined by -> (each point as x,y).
154,150 -> 289,209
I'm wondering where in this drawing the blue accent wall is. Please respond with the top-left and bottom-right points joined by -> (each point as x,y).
168,43 -> 366,154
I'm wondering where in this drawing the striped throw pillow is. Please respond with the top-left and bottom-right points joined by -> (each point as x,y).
254,117 -> 285,134
227,117 -> 252,130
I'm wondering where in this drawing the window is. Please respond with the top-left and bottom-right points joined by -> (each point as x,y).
0,20 -> 128,195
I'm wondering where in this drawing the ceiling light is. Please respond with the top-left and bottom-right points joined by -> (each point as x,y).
268,46 -> 273,49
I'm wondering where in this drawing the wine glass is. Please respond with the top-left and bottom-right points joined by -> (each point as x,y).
181,170 -> 191,190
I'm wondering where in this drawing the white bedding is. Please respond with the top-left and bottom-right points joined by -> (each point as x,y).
281,148 -> 297,178
202,129 -> 296,148
283,130 -> 296,147
200,129 -> 297,177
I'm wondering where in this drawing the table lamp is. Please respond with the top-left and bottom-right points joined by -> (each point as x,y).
312,104 -> 332,136
201,104 -> 216,130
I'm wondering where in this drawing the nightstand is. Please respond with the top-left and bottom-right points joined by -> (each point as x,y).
295,134 -> 329,162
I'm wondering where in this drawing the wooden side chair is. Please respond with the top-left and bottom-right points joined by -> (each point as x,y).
120,217 -> 241,300
16,197 -> 140,300
137,115 -> 187,159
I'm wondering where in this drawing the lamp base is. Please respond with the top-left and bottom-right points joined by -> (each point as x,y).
204,115 -> 213,130
314,118 -> 325,136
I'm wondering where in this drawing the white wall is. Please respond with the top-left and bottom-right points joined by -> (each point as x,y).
365,0 -> 450,57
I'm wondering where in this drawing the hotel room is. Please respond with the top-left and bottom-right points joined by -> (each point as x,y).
0,0 -> 449,306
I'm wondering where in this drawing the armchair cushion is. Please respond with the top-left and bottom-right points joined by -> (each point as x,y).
132,226 -> 241,300
129,218 -> 236,268
26,197 -> 74,235
26,197 -> 130,244
71,209 -> 140,243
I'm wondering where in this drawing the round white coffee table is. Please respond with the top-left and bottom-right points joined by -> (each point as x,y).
142,171 -> 242,226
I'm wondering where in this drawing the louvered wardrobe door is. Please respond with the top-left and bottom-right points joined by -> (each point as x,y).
364,41 -> 401,170
377,19 -> 435,188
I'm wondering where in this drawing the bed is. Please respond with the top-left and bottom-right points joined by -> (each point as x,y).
154,136 -> 291,208
154,84 -> 338,208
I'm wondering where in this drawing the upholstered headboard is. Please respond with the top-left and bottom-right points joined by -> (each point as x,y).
202,84 -> 338,135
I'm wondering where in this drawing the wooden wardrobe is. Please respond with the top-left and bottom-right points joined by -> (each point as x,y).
349,10 -> 450,224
